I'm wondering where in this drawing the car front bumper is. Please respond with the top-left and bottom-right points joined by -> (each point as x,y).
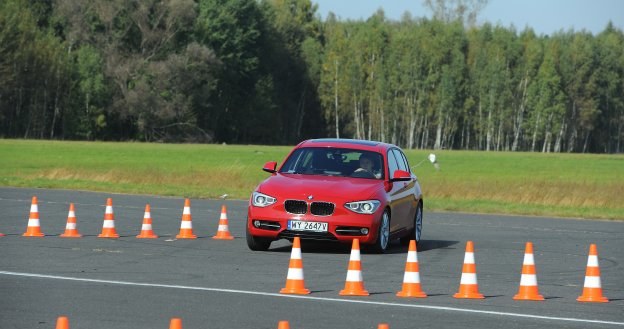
247,204 -> 381,244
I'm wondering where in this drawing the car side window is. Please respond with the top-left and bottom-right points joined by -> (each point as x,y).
392,149 -> 410,173
387,150 -> 400,179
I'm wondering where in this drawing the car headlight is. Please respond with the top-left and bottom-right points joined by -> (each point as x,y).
344,200 -> 380,214
252,191 -> 277,207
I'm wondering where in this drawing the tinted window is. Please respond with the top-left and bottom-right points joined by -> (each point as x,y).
387,150 -> 400,179
392,149 -> 409,172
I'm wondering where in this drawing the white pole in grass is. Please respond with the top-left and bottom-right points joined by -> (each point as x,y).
412,153 -> 439,171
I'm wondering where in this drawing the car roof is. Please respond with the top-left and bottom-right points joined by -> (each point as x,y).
297,138 -> 398,153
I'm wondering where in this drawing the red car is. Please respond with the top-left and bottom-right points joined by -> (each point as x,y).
246,138 -> 423,253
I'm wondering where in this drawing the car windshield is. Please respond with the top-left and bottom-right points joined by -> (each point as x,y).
279,147 -> 384,180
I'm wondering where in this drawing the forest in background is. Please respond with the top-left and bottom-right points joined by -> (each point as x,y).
1,0 -> 623,153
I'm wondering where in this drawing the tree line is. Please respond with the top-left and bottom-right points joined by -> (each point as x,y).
1,0 -> 622,153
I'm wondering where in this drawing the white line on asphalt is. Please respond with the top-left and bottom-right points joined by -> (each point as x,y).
1,270 -> 622,326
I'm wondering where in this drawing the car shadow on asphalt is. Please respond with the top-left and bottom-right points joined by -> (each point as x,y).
268,239 -> 459,254
415,239 -> 460,252
381,239 -> 460,254
270,240 -> 353,254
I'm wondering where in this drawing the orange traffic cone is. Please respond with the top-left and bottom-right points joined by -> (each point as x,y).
396,240 -> 427,298
56,316 -> 70,329
23,196 -> 44,237
60,203 -> 82,238
212,205 -> 234,240
277,320 -> 290,329
513,242 -> 544,301
98,198 -> 119,238
453,241 -> 484,299
280,237 -> 310,294
339,238 -> 369,296
577,244 -> 609,303
176,198 -> 197,239
136,204 -> 158,239
378,324 -> 390,329
169,317 -> 183,329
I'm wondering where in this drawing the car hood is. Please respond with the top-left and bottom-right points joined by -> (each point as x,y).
257,173 -> 382,201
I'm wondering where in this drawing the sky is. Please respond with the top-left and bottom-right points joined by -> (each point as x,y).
312,0 -> 623,35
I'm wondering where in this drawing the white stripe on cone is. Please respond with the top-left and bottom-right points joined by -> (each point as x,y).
346,270 -> 363,282
349,250 -> 361,261
583,276 -> 602,288
286,268 -> 304,280
102,220 -> 115,228
523,254 -> 535,264
65,223 -> 77,230
519,274 -> 538,286
27,219 -> 40,227
290,249 -> 302,259
180,221 -> 193,229
141,224 -> 153,230
463,252 -> 475,264
460,273 -> 478,284
403,271 -> 421,283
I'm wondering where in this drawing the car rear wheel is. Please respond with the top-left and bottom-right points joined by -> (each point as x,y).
370,209 -> 390,253
401,202 -> 423,245
246,228 -> 272,251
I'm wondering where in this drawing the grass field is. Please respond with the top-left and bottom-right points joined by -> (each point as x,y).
1,139 -> 622,220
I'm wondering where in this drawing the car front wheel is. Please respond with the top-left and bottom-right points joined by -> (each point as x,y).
246,228 -> 272,251
370,209 -> 390,253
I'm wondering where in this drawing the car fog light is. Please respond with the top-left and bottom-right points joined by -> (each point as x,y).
253,220 -> 261,228
360,228 -> 369,235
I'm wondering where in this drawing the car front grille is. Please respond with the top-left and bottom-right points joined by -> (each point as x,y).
284,200 -> 335,216
310,202 -> 334,216
285,200 -> 307,214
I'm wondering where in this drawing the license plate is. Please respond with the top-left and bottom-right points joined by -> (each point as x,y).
288,220 -> 328,232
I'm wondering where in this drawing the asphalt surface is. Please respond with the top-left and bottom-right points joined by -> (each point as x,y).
1,187 -> 623,329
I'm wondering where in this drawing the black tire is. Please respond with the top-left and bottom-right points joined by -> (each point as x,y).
246,228 -> 272,251
401,202 -> 423,245
370,209 -> 391,254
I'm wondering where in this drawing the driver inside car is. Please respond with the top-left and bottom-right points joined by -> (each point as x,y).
354,153 -> 381,179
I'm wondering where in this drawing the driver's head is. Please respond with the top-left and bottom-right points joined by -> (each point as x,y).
359,153 -> 374,171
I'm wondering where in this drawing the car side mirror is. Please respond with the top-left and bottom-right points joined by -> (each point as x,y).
262,161 -> 277,174
391,169 -> 412,182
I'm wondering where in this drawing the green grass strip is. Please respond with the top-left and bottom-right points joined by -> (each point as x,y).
0,140 -> 622,220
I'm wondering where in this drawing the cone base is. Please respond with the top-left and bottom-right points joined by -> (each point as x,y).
339,289 -> 370,296
212,235 -> 234,240
176,234 -> 197,239
60,233 -> 82,238
23,232 -> 45,237
577,296 -> 608,303
396,291 -> 427,298
280,287 -> 311,295
513,294 -> 544,301
137,234 -> 159,239
98,233 -> 119,238
453,292 -> 485,299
